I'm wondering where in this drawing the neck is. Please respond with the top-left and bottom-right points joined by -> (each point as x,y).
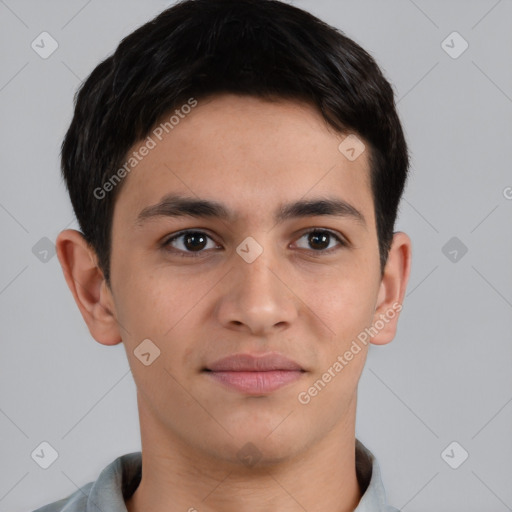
126,397 -> 361,512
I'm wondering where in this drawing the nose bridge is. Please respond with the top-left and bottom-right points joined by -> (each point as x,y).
236,248 -> 276,296
216,237 -> 298,333
234,239 -> 282,304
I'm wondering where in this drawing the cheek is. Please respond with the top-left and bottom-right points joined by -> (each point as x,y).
113,274 -> 197,398
307,269 -> 378,344
113,271 -> 185,345
113,265 -> 222,349
300,280 -> 375,414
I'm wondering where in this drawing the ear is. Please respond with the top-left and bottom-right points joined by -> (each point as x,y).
370,231 -> 412,345
55,229 -> 122,346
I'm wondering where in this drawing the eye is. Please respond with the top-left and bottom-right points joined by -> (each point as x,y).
163,230 -> 220,255
293,229 -> 346,252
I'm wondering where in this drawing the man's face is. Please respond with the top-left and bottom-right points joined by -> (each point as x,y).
108,94 -> 384,463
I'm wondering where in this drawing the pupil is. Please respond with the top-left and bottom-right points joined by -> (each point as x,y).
185,232 -> 207,251
309,231 -> 329,250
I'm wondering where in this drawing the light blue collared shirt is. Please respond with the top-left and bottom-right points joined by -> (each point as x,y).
33,439 -> 399,512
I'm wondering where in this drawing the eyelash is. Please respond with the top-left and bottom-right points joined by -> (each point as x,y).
162,229 -> 348,257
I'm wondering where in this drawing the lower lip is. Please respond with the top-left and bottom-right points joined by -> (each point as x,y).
204,370 -> 304,394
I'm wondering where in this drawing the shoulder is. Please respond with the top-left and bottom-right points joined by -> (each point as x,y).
31,482 -> 92,511
355,439 -> 401,512
31,452 -> 142,512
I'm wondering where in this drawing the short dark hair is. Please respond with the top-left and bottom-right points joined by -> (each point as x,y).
61,0 -> 409,285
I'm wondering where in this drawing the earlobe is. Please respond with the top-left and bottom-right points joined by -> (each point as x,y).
55,229 -> 122,346
370,231 -> 412,346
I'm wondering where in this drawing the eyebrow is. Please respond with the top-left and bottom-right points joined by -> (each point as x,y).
136,193 -> 366,228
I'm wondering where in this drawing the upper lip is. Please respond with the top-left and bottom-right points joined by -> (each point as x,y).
205,353 -> 304,372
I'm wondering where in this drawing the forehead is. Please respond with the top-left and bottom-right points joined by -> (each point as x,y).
113,94 -> 374,226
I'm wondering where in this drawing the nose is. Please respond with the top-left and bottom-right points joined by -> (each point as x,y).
215,245 -> 298,336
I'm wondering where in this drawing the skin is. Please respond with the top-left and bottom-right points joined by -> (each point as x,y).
56,93 -> 411,512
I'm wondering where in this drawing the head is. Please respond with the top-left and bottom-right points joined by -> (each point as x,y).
57,0 -> 411,465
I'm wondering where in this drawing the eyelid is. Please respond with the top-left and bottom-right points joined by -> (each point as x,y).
161,227 -> 349,257
162,229 -> 222,256
291,228 -> 348,251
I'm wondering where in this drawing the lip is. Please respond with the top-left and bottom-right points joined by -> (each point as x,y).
203,353 -> 305,395
206,353 -> 304,372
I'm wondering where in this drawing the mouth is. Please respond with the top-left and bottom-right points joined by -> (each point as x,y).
203,352 -> 306,395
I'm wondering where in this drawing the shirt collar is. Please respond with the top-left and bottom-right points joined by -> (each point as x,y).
354,439 -> 398,511
85,439 -> 396,512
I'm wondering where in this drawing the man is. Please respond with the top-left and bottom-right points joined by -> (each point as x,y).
35,0 -> 411,510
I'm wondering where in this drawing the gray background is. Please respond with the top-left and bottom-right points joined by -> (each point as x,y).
1,0 -> 511,511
